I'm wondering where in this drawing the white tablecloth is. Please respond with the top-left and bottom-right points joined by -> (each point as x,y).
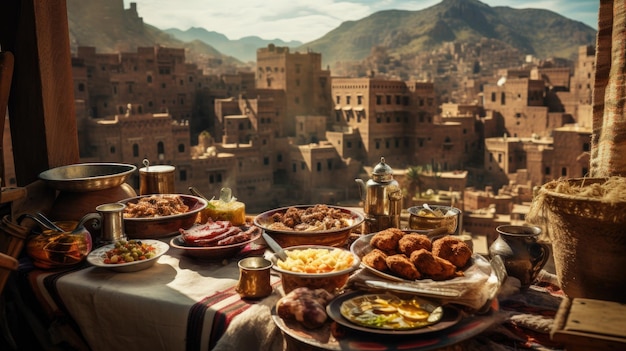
29,242 -> 282,351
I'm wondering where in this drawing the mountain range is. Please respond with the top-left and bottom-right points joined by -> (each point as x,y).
163,28 -> 302,63
67,0 -> 596,70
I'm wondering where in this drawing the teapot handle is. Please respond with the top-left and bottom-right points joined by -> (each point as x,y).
77,212 -> 102,231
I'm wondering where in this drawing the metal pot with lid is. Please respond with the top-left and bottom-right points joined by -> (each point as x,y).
355,157 -> 403,233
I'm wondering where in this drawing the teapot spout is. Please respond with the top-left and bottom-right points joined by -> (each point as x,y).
355,178 -> 366,201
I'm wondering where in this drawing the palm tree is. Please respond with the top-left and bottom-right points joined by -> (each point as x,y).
406,165 -> 425,201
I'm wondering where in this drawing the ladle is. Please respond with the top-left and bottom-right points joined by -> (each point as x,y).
262,231 -> 287,261
422,203 -> 437,215
188,186 -> 208,200
36,212 -> 66,232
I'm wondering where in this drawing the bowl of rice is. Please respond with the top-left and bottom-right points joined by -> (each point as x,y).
269,245 -> 360,294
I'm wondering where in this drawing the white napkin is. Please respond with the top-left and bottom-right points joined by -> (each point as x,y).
347,254 -> 499,310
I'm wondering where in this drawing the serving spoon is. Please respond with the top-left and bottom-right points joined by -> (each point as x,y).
262,231 -> 287,261
17,212 -> 65,233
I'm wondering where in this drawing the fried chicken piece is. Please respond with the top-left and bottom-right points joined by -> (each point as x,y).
361,248 -> 389,272
370,228 -> 405,253
409,249 -> 457,281
386,254 -> 421,280
398,233 -> 432,256
432,236 -> 473,268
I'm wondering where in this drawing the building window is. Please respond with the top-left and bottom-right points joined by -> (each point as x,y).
78,83 -> 85,92
180,170 -> 187,181
147,75 -> 152,83
357,95 -> 362,105
583,142 -> 590,152
132,144 -> 139,157
292,163 -> 296,172
178,144 -> 185,153
386,95 -> 391,104
317,162 -> 321,172
336,96 -> 341,104
110,146 -> 115,154
157,141 -> 165,155
346,96 -> 351,104
301,162 -> 306,170
545,166 -> 551,175
327,159 -> 332,170
277,153 -> 282,162
561,167 -> 567,176
582,167 -> 588,176
264,157 -> 269,165
376,95 -> 382,105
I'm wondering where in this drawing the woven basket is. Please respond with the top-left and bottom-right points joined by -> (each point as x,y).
529,177 -> 626,302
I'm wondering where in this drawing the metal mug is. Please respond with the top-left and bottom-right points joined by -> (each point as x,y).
489,225 -> 550,288
139,165 -> 175,195
235,257 -> 273,299
96,202 -> 127,244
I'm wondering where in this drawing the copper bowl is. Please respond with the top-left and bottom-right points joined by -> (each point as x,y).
269,245 -> 360,294
119,194 -> 207,239
39,163 -> 137,192
254,205 -> 364,248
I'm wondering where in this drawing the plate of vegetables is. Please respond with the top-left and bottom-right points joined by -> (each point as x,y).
326,291 -> 461,335
87,239 -> 169,272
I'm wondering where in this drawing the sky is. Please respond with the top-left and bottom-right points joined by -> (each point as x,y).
123,0 -> 599,43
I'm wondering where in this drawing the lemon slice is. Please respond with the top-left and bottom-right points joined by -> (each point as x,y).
397,304 -> 430,321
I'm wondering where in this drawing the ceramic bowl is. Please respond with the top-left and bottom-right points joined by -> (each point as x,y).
254,205 -> 364,248
269,245 -> 360,294
87,239 -> 169,273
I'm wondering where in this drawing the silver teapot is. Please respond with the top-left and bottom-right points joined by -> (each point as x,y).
355,157 -> 402,233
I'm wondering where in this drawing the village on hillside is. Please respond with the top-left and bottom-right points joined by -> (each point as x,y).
2,6 -> 595,252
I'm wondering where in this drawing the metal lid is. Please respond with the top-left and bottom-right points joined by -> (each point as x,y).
371,157 -> 395,182
372,157 -> 393,176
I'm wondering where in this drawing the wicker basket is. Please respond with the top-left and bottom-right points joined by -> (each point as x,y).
529,177 -> 626,302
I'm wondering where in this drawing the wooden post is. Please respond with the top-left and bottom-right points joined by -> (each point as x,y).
0,0 -> 79,187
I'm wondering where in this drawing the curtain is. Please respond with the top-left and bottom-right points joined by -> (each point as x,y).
591,0 -> 626,176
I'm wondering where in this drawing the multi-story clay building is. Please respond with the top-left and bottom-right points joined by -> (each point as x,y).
58,38 -> 597,229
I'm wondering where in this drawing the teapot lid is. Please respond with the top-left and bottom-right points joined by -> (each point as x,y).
372,157 -> 394,180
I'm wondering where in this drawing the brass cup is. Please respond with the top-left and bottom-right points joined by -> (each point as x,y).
235,257 -> 273,299
139,165 -> 175,195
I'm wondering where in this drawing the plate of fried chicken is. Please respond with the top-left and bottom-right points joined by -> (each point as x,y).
350,228 -> 474,282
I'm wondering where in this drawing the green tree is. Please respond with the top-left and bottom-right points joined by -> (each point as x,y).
406,165 -> 426,200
